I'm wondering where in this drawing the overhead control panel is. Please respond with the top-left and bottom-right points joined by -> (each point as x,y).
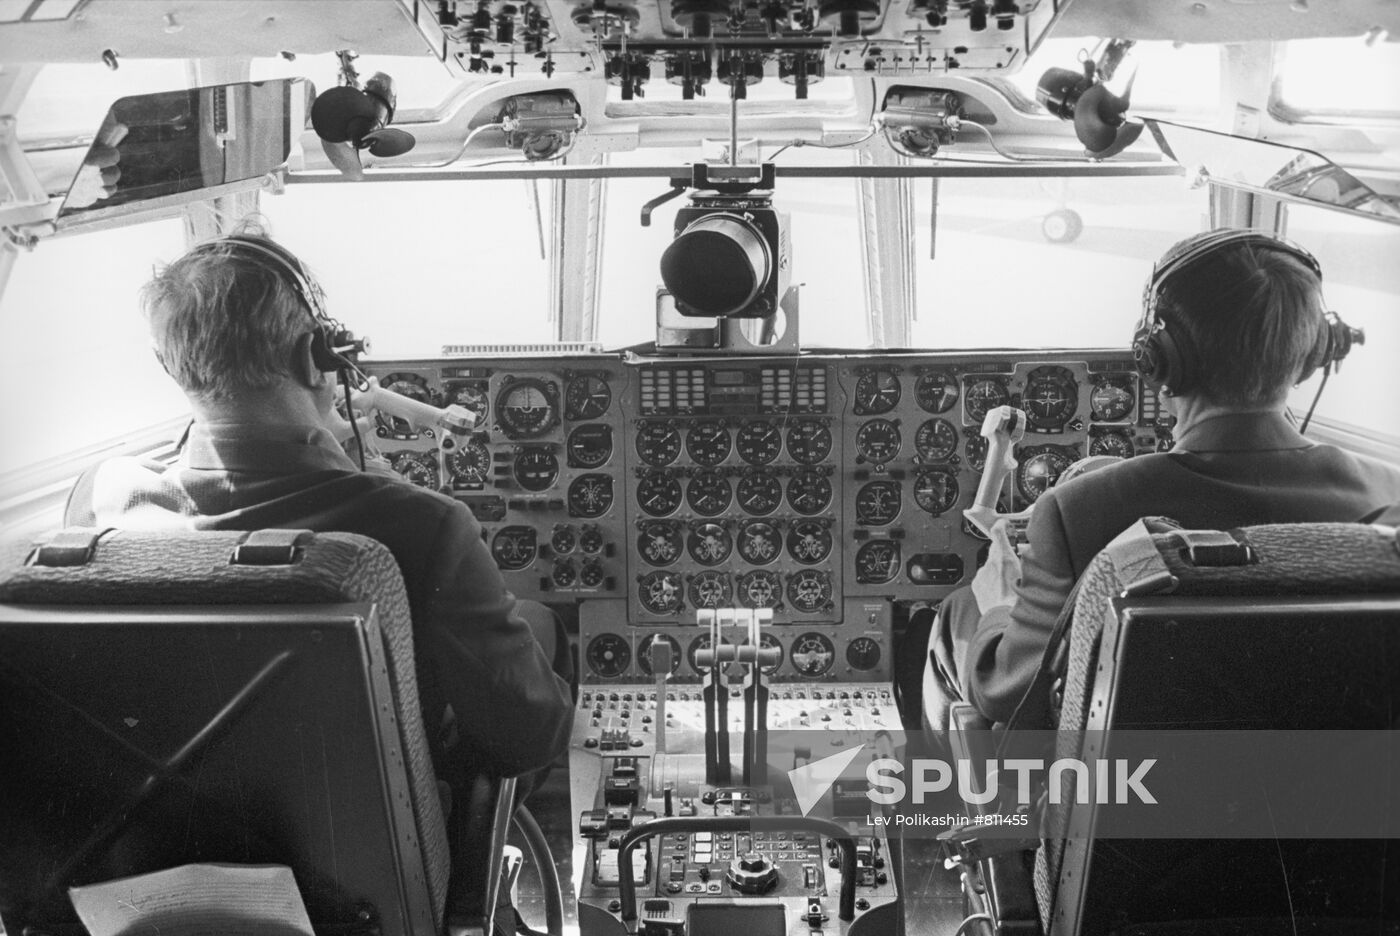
403,1 -> 1069,83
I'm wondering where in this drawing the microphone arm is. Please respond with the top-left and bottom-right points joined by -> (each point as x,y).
963,405 -> 1029,539
358,376 -> 477,435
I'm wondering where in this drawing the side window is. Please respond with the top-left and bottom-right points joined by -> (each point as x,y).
1285,206 -> 1400,443
0,221 -> 190,481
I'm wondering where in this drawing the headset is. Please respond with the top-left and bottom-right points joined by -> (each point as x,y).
1131,228 -> 1362,398
187,233 -> 371,465
190,234 -> 366,375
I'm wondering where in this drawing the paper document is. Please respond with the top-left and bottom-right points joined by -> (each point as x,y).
69,863 -> 314,936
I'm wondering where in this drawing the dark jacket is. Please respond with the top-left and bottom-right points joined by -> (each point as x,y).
66,422 -> 572,779
964,411 -> 1400,726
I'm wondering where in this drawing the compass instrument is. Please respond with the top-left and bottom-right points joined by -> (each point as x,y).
447,438 -> 492,486
1016,446 -> 1075,502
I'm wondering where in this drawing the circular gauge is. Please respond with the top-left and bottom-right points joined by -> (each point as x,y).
1023,366 -> 1079,431
965,435 -> 988,472
391,452 -> 438,489
553,560 -> 576,587
565,374 -> 611,420
855,419 -> 902,464
964,377 -> 1010,427
638,571 -> 684,615
787,469 -> 833,516
491,526 -> 537,570
585,634 -> 631,678
513,448 -> 559,491
915,371 -> 959,414
846,636 -> 882,671
637,471 -> 683,516
786,419 -> 833,465
568,474 -> 614,518
580,560 -> 604,587
855,540 -> 900,585
378,373 -> 431,437
1090,430 -> 1135,459
446,439 -> 491,485
1016,447 -> 1074,502
688,634 -> 733,674
737,520 -> 782,565
786,570 -> 833,613
915,418 -> 958,462
853,369 -> 901,415
580,527 -> 604,553
1091,376 -> 1136,422
914,468 -> 960,516
736,420 -> 782,465
637,521 -> 684,566
687,522 -> 733,566
786,520 -> 832,564
736,471 -> 782,516
445,382 -> 489,424
635,421 -> 681,466
551,526 -> 576,554
738,570 -> 782,609
686,420 -> 731,466
567,424 -> 613,468
789,632 -> 836,677
496,378 -> 558,439
637,633 -> 683,676
856,480 -> 902,526
685,471 -> 732,517
688,571 -> 733,609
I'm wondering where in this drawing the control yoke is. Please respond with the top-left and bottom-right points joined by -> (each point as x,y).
358,375 -> 477,435
963,405 -> 1031,539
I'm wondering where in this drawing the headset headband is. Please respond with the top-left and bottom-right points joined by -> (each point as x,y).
1139,228 -> 1323,332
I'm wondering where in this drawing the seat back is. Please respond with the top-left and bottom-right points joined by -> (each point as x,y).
0,528 -> 450,936
1041,521 -> 1400,935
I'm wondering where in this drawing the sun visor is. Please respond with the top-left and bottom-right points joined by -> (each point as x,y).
57,79 -> 310,228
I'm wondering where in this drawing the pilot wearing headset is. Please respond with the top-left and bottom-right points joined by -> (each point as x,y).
64,223 -> 573,902
928,229 -> 1400,732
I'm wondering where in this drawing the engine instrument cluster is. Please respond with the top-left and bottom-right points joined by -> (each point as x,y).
364,350 -> 1171,687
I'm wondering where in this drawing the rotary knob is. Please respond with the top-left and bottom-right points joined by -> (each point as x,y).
727,852 -> 779,894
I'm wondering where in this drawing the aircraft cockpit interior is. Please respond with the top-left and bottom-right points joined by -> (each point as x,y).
1,2 -> 1398,935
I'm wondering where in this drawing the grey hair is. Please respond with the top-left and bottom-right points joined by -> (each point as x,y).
142,224 -> 316,402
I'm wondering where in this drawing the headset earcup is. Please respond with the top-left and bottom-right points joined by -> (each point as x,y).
1297,316 -> 1334,384
308,327 -> 343,373
1157,326 -> 1191,395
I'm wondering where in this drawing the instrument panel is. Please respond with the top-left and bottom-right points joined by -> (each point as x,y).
364,350 -> 1172,685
